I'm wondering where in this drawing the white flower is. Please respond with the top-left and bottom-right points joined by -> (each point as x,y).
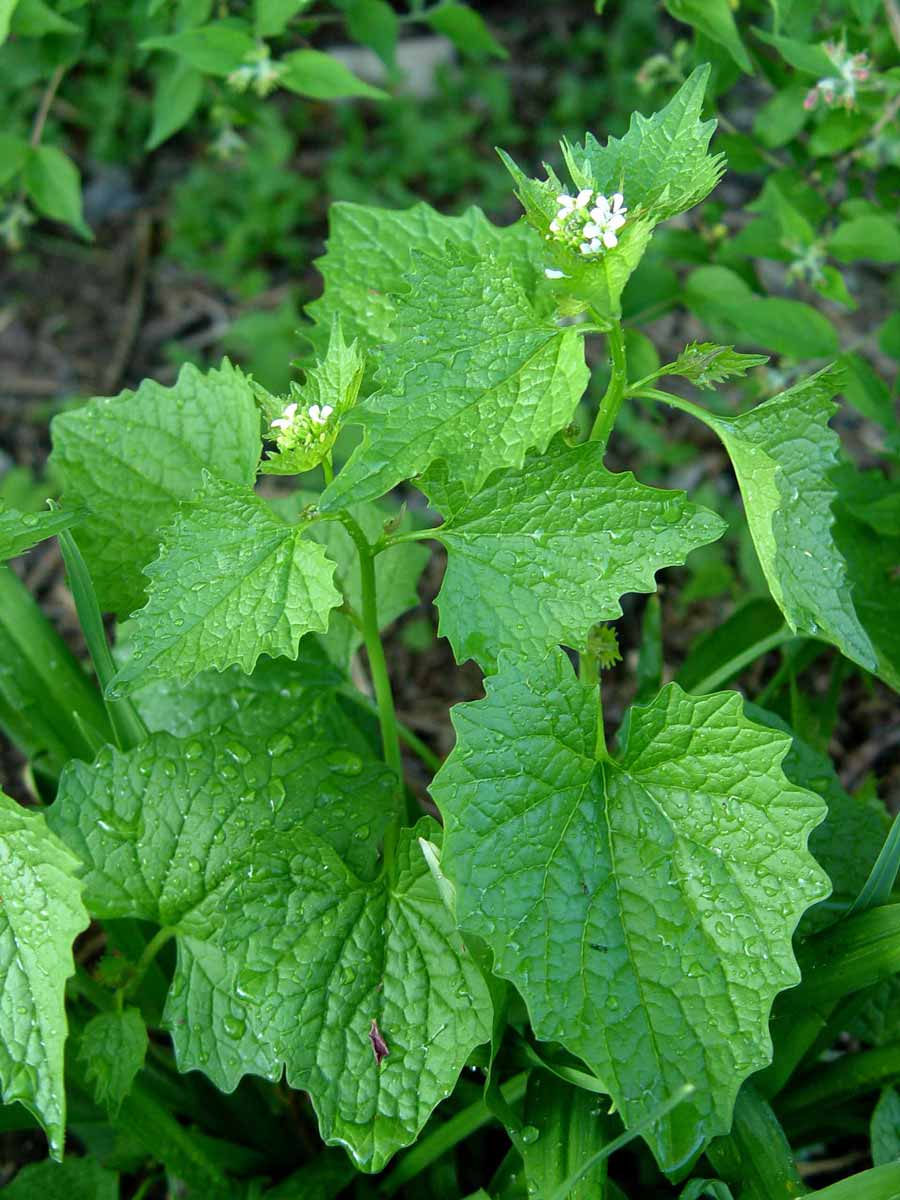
547,187 -> 628,260
544,268 -> 566,279
308,404 -> 334,425
271,402 -> 298,431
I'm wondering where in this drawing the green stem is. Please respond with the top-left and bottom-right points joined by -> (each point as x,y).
338,515 -> 403,781
56,522 -> 147,751
691,627 -> 795,694
380,525 -> 438,549
579,653 -> 608,761
380,1072 -> 529,1195
340,687 -> 443,774
119,925 -> 176,1003
322,452 -> 334,486
589,323 -> 627,450
631,385 -> 719,429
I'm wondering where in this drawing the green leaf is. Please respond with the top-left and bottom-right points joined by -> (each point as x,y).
271,496 -> 429,668
78,1007 -> 148,1117
828,216 -> 900,265
753,28 -> 834,75
280,49 -> 387,100
4,1157 -> 118,1200
744,703 -> 890,933
320,244 -> 589,511
9,0 -> 78,36
812,1163 -> 900,1199
423,3 -> 507,59
23,145 -> 91,240
684,266 -> 838,358
254,0 -> 313,37
521,1071 -> 613,1199
431,652 -> 830,1173
306,200 -> 545,356
871,1086 -> 900,1166
336,0 -> 399,66
146,60 -> 204,150
680,1182 -> 735,1199
665,0 -> 752,72
141,22 -> 256,75
0,791 -> 89,1158
832,471 -> 900,691
0,504 -> 81,562
50,360 -> 262,616
260,318 -> 365,475
108,475 -> 341,694
51,726 -> 490,1171
562,66 -> 724,226
434,439 -> 725,668
665,342 -> 769,389
703,368 -> 878,676
0,0 -> 19,45
0,134 -> 29,185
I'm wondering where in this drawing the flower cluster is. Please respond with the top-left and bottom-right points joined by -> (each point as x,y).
804,44 -> 870,111
227,47 -> 284,98
547,189 -> 628,259
269,400 -> 335,456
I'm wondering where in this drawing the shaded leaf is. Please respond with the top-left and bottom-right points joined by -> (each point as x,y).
78,1007 -> 148,1117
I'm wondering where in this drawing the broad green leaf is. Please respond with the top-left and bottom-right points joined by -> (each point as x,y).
871,1086 -> 900,1165
51,727 -> 490,1171
665,342 -> 768,389
665,0 -> 752,71
24,145 -> 91,240
685,266 -> 838,358
146,60 -> 204,150
4,1157 -> 118,1200
320,244 -> 589,511
434,439 -> 725,668
50,360 -> 262,616
254,0 -> 313,37
306,200 -> 545,355
431,652 -> 830,1172
0,505 -> 81,562
828,216 -> 900,265
0,791 -> 89,1158
703,367 -> 878,676
423,3 -> 507,59
0,134 -> 29,185
130,639 -> 348,739
109,475 -> 341,694
280,49 -> 387,100
260,319 -> 365,475
141,23 -> 256,74
78,1007 -> 148,1117
680,1182 -> 735,1199
562,66 -> 724,226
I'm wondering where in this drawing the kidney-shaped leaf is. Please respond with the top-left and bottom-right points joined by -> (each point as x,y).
431,650 -> 830,1173
50,714 -> 490,1171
